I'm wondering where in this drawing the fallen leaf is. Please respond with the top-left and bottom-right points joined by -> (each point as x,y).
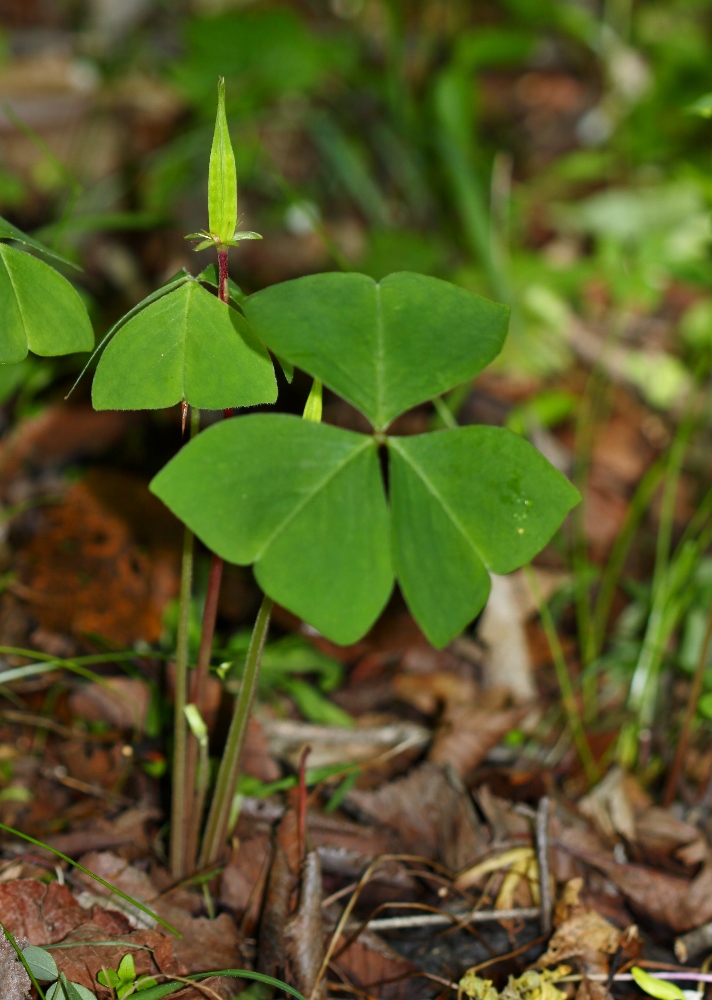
562,843 -> 712,933
345,762 -> 487,869
257,811 -> 299,985
429,705 -> 526,779
285,850 -> 327,1000
538,909 -> 621,975
331,929 -> 422,1000
634,807 -> 702,861
68,678 -> 150,732
51,921 -> 171,992
262,719 -> 429,771
579,767 -> 648,843
0,880 -> 87,944
219,828 -> 272,929
13,481 -> 176,645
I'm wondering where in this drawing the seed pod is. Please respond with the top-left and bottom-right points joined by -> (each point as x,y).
208,77 -> 237,246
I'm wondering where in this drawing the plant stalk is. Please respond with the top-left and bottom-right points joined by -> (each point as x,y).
170,407 -> 199,880
183,247 -> 231,873
663,600 -> 712,808
524,564 -> 599,786
199,594 -> 274,868
184,551 -> 224,871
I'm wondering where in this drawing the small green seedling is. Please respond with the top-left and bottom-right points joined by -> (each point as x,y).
97,952 -> 157,998
631,967 -> 686,1000
0,217 -> 93,364
21,944 -> 97,999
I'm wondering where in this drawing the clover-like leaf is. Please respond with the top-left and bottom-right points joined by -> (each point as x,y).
117,954 -> 136,982
0,244 -> 94,364
387,427 -> 580,646
97,969 -> 121,988
92,278 -> 276,411
241,271 -> 509,430
151,414 -> 393,644
22,945 -> 58,982
0,215 -> 79,269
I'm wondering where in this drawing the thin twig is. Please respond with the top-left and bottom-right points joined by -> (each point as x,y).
536,796 -> 552,935
365,907 -> 541,931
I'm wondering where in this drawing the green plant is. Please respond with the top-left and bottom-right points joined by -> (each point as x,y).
0,931 -> 97,1000
151,268 -> 579,865
0,217 -> 93,364
97,953 -> 157,997
153,271 -> 579,647
46,63 -> 579,876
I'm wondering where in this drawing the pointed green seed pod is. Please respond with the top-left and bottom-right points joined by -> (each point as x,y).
208,77 -> 237,246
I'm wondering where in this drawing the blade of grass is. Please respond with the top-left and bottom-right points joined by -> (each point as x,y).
0,919 -> 46,999
122,969 -> 307,1000
524,564 -> 599,785
0,822 -> 180,936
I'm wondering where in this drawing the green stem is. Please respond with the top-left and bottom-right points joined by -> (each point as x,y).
170,407 -> 199,880
525,565 -> 599,786
199,594 -> 273,868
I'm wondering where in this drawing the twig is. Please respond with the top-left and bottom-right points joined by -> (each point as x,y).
298,745 -> 311,867
311,855 -> 451,999
536,796 -> 552,935
365,907 -> 541,931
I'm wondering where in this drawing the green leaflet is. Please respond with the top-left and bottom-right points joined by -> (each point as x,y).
151,416 -> 578,648
92,278 -> 276,411
387,427 -> 581,646
242,271 -> 509,430
151,414 -> 393,644
630,969 -> 686,1000
208,77 -> 238,245
0,214 -> 79,269
0,244 -> 93,364
22,946 -> 58,982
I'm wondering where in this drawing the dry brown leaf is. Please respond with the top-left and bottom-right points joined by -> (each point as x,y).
13,481 -> 175,645
565,844 -> 712,933
429,705 -> 526,778
262,719 -> 429,771
393,671 -> 478,715
538,910 -> 620,974
0,879 -> 87,943
69,678 -> 150,732
634,807 -> 702,860
285,850 -> 327,1000
331,929 -> 422,1000
51,921 -> 173,991
578,767 -> 649,843
219,829 -> 272,927
345,762 -> 487,869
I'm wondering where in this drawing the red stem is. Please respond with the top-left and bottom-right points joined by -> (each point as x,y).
297,745 -> 311,867
218,248 -> 229,303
